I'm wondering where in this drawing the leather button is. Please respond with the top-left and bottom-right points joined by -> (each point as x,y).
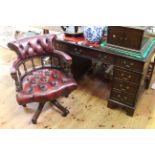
31,79 -> 36,84
53,74 -> 58,79
41,77 -> 47,82
62,78 -> 68,83
46,38 -> 49,43
51,81 -> 58,86
34,74 -> 39,79
37,39 -> 41,44
19,44 -> 24,49
39,84 -> 47,91
45,71 -> 50,76
27,86 -> 33,94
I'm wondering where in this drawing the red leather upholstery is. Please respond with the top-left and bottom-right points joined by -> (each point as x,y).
8,34 -> 77,124
8,34 -> 77,105
8,34 -> 77,123
8,34 -> 56,58
8,34 -> 72,64
17,69 -> 77,104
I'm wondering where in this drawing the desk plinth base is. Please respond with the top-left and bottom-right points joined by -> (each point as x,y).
108,99 -> 135,116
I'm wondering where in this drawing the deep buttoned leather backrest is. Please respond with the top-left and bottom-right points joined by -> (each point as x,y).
8,34 -> 56,59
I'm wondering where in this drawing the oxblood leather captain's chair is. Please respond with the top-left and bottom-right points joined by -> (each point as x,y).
8,34 -> 77,124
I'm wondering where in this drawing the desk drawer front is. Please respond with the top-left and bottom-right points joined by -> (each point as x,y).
68,45 -> 103,60
55,41 -> 114,63
57,43 -> 97,58
116,57 -> 143,72
55,42 -> 68,51
97,53 -> 114,64
113,79 -> 138,93
111,90 -> 135,106
114,69 -> 141,83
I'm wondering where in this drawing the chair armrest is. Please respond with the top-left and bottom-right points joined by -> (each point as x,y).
10,58 -> 21,91
53,50 -> 72,65
10,58 -> 21,74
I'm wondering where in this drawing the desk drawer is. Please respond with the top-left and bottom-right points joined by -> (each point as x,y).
55,41 -> 114,63
114,68 -> 141,83
97,53 -> 114,64
113,79 -> 138,93
55,42 -> 95,58
55,42 -> 68,51
67,45 -> 101,59
116,57 -> 143,72
69,46 -> 114,64
110,90 -> 135,106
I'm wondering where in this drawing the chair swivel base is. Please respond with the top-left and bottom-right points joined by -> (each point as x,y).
30,100 -> 69,124
51,100 -> 69,117
32,102 -> 45,124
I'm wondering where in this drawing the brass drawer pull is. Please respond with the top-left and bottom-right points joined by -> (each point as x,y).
79,49 -> 82,52
123,77 -> 128,80
126,86 -> 130,90
130,62 -> 134,66
103,55 -> 107,59
119,84 -> 123,87
123,61 -> 127,64
117,94 -> 121,98
125,64 -> 130,68
75,51 -> 81,55
124,96 -> 128,100
74,48 -> 78,51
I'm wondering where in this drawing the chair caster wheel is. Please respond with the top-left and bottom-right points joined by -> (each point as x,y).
62,110 -> 69,117
32,119 -> 37,124
65,94 -> 69,98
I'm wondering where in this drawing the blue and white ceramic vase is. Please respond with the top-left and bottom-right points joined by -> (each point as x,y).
83,26 -> 106,43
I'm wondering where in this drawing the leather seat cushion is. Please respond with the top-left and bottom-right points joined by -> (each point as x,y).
17,69 -> 77,104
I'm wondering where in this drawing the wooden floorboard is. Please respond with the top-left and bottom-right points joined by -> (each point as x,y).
0,47 -> 155,128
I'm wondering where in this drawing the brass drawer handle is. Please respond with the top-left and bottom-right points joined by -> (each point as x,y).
74,48 -> 78,51
123,61 -> 127,64
56,44 -> 62,48
126,86 -> 130,90
117,94 -> 121,98
130,62 -> 134,66
123,77 -> 128,80
75,51 -> 81,55
119,84 -> 123,87
79,49 -> 82,52
98,54 -> 102,58
121,88 -> 126,91
125,64 -> 130,68
103,55 -> 107,59
124,96 -> 128,100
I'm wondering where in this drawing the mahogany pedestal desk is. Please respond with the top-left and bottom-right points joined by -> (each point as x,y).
54,34 -> 155,116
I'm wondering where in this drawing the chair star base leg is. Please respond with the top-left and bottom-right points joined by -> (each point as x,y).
32,102 -> 45,124
51,100 -> 69,117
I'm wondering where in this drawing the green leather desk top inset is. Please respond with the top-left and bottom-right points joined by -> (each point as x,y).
100,40 -> 155,59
